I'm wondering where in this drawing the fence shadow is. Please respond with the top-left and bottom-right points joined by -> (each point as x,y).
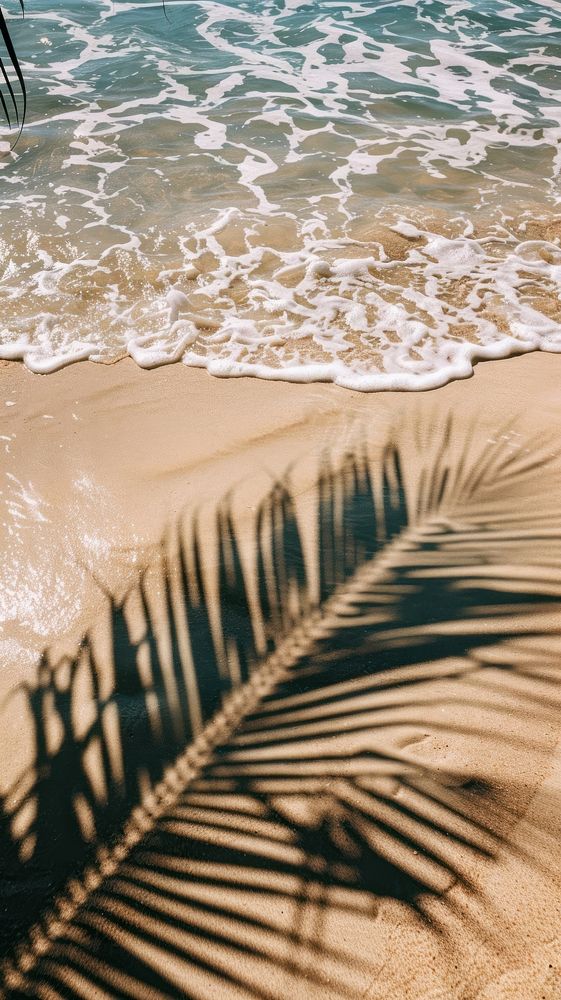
1,420 -> 561,997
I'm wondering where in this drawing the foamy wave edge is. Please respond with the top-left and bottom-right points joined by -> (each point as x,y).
0,336 -> 557,392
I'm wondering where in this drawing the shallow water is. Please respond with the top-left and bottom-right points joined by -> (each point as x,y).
1,0 -> 561,387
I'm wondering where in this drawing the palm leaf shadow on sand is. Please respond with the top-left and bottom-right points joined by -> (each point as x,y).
1,416 -> 561,998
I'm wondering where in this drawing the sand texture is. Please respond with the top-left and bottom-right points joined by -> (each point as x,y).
1,353 -> 561,999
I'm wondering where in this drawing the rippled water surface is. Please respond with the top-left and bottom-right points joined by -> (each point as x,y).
1,0 -> 561,387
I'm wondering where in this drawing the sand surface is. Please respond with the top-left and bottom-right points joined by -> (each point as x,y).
1,352 -> 561,999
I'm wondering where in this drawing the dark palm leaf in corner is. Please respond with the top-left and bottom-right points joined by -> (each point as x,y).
0,1 -> 26,143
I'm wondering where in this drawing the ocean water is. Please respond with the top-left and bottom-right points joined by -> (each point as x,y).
1,0 -> 561,388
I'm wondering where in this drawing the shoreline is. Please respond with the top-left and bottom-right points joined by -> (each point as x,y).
3,338 -> 561,392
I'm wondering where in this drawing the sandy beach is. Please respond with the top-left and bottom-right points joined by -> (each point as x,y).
1,351 -> 561,998
2,0 -> 561,994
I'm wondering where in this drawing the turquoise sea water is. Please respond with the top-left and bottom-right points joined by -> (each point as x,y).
1,0 -> 561,386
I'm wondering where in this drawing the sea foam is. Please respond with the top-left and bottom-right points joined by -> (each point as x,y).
1,0 -> 560,388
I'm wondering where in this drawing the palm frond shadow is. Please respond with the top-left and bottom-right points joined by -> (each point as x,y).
1,416 -> 561,998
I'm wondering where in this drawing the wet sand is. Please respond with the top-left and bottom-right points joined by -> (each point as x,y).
1,351 -> 561,998
2,349 -> 560,646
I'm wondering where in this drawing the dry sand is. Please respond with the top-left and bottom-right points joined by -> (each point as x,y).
1,351 -> 561,999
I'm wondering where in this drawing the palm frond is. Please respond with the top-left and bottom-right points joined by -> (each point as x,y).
0,1 -> 26,145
